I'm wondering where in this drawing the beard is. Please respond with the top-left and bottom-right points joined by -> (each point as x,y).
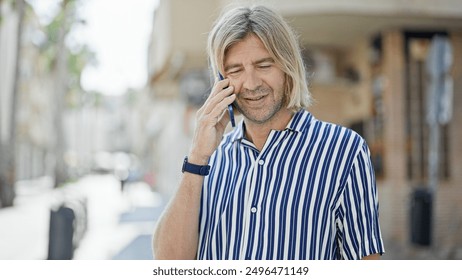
234,85 -> 287,125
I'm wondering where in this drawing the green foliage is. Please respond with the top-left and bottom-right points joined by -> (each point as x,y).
68,45 -> 96,87
0,0 -> 15,26
37,0 -> 97,109
41,7 -> 66,70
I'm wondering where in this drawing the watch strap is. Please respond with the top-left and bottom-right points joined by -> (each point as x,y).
182,156 -> 210,176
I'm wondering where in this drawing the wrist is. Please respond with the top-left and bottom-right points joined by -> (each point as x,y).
187,151 -> 210,166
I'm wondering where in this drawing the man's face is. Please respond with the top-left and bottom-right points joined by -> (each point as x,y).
224,34 -> 287,125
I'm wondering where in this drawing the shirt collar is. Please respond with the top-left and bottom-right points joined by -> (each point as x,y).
229,120 -> 245,143
229,109 -> 313,143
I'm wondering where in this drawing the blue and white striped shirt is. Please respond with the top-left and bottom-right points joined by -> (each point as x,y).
197,109 -> 385,259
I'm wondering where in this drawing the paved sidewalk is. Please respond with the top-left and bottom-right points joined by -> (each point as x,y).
0,176 -> 55,259
0,174 -> 165,260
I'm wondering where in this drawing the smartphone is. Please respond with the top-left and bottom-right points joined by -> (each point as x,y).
218,72 -> 236,127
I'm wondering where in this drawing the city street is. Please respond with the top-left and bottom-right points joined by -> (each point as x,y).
2,0 -> 462,262
0,174 -> 165,260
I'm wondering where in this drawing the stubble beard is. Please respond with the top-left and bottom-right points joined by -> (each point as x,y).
234,86 -> 287,125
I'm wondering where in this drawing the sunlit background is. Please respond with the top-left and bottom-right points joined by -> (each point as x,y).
1,0 -> 462,260
28,0 -> 157,95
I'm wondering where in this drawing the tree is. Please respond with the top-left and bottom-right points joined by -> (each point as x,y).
0,0 -> 25,207
43,0 -> 81,188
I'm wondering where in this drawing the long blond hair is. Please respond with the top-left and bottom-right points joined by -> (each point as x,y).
207,5 -> 312,110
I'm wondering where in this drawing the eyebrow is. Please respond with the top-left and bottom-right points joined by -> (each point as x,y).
224,57 -> 275,72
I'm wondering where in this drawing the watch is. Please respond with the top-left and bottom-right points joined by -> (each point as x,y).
182,156 -> 210,176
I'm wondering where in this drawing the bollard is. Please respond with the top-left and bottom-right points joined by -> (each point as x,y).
47,194 -> 88,260
47,205 -> 76,259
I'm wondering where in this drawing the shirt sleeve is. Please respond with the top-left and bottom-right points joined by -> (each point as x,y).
337,141 -> 385,260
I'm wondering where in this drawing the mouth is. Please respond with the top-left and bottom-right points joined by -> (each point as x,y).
247,96 -> 264,100
243,95 -> 266,102
240,95 -> 267,108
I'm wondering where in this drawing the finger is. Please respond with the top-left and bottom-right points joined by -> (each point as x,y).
202,79 -> 231,108
203,85 -> 234,115
212,78 -> 230,96
197,93 -> 235,129
217,106 -> 231,129
208,94 -> 236,123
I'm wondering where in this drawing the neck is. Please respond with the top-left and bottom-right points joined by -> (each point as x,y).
244,108 -> 293,151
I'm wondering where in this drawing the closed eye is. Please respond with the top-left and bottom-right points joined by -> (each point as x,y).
258,64 -> 272,69
226,68 -> 242,76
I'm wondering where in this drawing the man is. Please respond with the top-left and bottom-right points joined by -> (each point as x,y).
153,5 -> 385,260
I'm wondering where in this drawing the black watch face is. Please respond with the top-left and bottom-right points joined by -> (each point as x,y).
182,157 -> 188,172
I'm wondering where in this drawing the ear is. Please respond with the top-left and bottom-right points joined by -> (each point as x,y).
283,73 -> 293,107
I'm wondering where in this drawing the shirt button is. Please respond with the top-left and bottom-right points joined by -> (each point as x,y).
251,207 -> 257,213
258,159 -> 265,165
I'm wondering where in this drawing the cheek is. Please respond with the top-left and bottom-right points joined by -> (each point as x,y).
230,80 -> 243,94
276,72 -> 286,88
276,74 -> 288,95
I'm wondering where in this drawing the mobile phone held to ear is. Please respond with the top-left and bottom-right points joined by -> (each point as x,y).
218,73 -> 236,128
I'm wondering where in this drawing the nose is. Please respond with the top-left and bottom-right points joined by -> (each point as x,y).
242,69 -> 262,91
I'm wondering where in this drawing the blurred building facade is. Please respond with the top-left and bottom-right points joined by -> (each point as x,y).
145,0 -> 462,259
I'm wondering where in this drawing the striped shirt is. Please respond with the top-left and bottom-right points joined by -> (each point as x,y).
197,109 -> 385,260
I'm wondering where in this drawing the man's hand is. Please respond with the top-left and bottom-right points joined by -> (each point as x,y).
189,78 -> 236,164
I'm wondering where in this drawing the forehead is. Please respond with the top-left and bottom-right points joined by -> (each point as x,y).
224,34 -> 271,67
